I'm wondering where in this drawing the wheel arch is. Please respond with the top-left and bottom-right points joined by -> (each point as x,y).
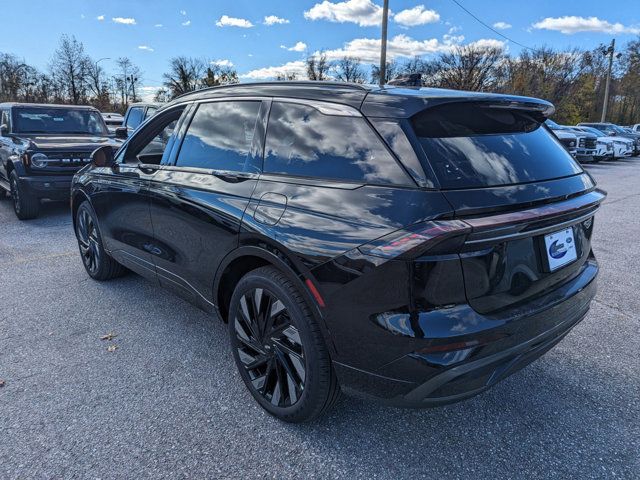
213,243 -> 334,350
71,189 -> 92,230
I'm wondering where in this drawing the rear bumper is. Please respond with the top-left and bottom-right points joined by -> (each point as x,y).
19,175 -> 73,200
332,257 -> 597,408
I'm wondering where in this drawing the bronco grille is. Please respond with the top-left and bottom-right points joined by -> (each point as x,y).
584,138 -> 597,149
42,152 -> 92,168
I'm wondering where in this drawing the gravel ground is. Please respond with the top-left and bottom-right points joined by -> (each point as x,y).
1,159 -> 639,479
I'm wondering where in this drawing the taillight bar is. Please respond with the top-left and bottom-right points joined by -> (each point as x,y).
463,190 -> 606,232
358,220 -> 471,259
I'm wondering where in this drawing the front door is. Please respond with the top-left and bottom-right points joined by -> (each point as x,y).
90,104 -> 188,280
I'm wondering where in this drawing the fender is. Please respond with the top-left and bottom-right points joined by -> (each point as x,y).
213,242 -> 338,356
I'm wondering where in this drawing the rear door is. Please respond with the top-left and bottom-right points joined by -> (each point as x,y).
147,98 -> 266,303
409,102 -> 603,313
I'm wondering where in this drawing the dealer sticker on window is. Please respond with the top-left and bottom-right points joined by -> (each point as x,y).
544,227 -> 578,271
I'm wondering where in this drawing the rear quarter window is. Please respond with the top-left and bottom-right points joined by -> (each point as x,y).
412,103 -> 583,189
264,102 -> 412,186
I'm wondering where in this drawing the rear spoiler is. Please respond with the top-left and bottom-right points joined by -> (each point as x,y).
362,89 -> 556,119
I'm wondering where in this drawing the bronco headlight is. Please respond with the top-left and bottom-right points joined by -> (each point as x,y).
30,153 -> 49,168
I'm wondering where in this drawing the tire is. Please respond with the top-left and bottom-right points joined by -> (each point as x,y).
75,201 -> 126,281
228,266 -> 340,422
10,171 -> 39,220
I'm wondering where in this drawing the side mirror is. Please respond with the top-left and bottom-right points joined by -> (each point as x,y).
0,124 -> 8,136
115,127 -> 128,139
91,145 -> 115,168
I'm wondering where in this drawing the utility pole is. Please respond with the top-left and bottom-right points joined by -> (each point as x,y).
601,39 -> 615,122
379,0 -> 389,86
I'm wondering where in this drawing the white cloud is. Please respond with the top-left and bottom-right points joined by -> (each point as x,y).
182,20 -> 191,26
318,34 -> 505,63
493,21 -> 512,30
304,0 -> 383,27
80,14 -> 85,19
532,16 -> 640,35
138,45 -> 154,52
180,10 -> 187,15
139,86 -> 162,102
211,59 -> 234,67
394,5 -> 440,27
281,41 -> 308,52
216,15 -> 254,28
264,15 -> 289,25
321,34 -> 450,62
242,60 -> 307,80
467,38 -> 506,50
154,23 -> 163,27
112,17 -> 136,25
96,15 -> 105,21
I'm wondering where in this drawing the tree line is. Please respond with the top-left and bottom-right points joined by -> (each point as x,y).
1,34 -> 639,124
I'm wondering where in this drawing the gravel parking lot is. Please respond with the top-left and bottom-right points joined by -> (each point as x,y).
1,159 -> 639,479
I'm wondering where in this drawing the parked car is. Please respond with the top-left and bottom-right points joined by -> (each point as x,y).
0,103 -> 122,219
630,124 -> 640,133
122,102 -> 160,134
573,126 -> 633,159
578,122 -> 640,155
101,112 -> 124,134
547,120 -> 597,162
546,122 -> 578,157
71,82 -> 604,422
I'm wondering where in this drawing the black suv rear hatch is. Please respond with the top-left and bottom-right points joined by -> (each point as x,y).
409,101 -> 604,314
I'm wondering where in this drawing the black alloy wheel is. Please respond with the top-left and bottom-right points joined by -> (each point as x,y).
75,201 -> 126,280
76,207 -> 101,276
229,266 -> 339,422
234,287 -> 306,407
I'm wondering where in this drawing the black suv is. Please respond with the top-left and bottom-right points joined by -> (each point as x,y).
0,103 -> 121,219
71,82 -> 604,422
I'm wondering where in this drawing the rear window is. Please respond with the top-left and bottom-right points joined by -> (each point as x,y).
264,102 -> 411,185
412,103 -> 583,189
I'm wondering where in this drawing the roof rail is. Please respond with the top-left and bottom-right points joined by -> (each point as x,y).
172,80 -> 373,101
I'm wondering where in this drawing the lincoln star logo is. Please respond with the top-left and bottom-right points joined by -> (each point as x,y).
549,239 -> 569,259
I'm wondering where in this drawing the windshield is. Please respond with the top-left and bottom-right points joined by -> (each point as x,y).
412,103 -> 583,189
611,125 -> 631,134
582,127 -> 607,136
13,107 -> 108,135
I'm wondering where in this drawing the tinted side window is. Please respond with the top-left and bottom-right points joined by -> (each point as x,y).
176,101 -> 260,172
264,102 -> 411,185
126,107 -> 144,129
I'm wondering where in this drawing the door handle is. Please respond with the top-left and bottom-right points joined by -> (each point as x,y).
212,172 -> 252,183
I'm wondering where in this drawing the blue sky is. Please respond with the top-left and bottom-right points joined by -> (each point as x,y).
1,0 -> 639,99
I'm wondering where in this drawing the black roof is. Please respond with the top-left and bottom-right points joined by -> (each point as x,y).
171,81 -> 374,109
160,81 -> 556,119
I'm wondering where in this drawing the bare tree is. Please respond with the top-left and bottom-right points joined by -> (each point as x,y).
202,63 -> 239,87
306,52 -> 330,80
370,60 -> 399,84
333,57 -> 365,83
275,71 -> 298,81
429,45 -> 505,92
49,35 -> 90,104
162,56 -> 206,98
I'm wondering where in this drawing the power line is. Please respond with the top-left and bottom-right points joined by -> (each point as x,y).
449,0 -> 534,51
